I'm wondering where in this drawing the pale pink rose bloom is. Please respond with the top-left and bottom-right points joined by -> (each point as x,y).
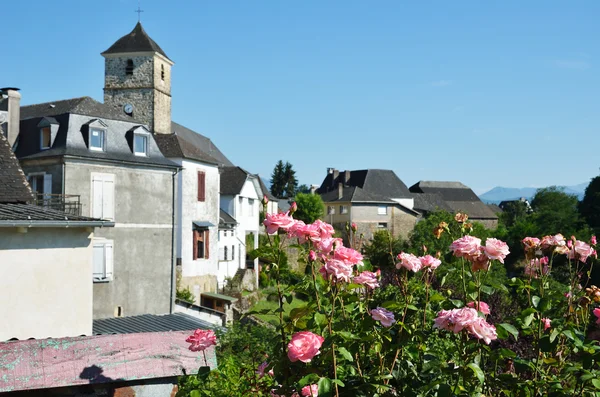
371,307 -> 396,327
572,240 -> 595,263
334,246 -> 364,265
592,236 -> 597,245
467,317 -> 498,345
450,308 -> 480,333
541,234 -> 566,250
450,236 -> 482,258
483,238 -> 510,263
186,329 -> 217,352
541,318 -> 551,331
433,310 -> 454,332
301,384 -> 319,396
395,252 -> 422,272
287,331 -> 325,363
522,237 -> 541,251
592,308 -> 600,324
420,255 -> 441,270
353,271 -> 380,289
264,212 -> 296,234
316,237 -> 343,254
555,245 -> 570,255
319,259 -> 353,283
467,301 -> 490,315
312,219 -> 335,240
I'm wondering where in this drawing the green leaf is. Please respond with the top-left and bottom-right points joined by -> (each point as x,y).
318,377 -> 332,394
190,391 -> 202,397
314,312 -> 327,326
538,298 -> 551,312
498,348 -> 517,358
338,346 -> 354,362
523,313 -> 535,327
532,296 -> 540,308
592,379 -> 600,389
550,329 -> 560,343
499,323 -> 519,341
332,379 -> 345,387
298,373 -> 320,387
481,285 -> 495,295
450,299 -> 464,308
467,363 -> 485,384
407,305 -> 419,311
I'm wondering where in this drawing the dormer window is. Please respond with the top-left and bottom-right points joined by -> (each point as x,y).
40,127 -> 51,150
126,59 -> 134,76
133,132 -> 148,156
90,128 -> 105,151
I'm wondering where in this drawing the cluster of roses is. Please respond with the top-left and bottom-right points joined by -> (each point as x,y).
434,303 -> 498,344
449,236 -> 510,271
522,234 -> 597,263
395,252 -> 442,273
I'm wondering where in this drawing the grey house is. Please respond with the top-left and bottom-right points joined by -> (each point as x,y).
14,95 -> 179,319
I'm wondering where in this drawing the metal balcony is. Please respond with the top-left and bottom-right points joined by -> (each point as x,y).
33,193 -> 82,216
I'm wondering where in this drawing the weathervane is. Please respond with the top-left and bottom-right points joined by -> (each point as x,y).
135,0 -> 144,22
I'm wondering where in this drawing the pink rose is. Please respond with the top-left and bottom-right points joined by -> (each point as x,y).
396,252 -> 422,272
316,237 -> 343,254
522,237 -> 541,252
594,308 -> 600,325
301,384 -> 319,396
470,248 -> 490,272
371,307 -> 396,327
290,201 -> 298,214
541,318 -> 551,331
420,255 -> 441,270
308,250 -> 317,262
262,194 -> 269,205
540,234 -> 566,250
287,331 -> 325,363
467,301 -> 490,315
312,219 -> 335,240
186,329 -> 217,352
450,236 -> 482,259
592,236 -> 597,245
319,259 -> 353,283
450,307 -> 480,333
351,222 -> 358,232
467,317 -> 498,345
353,271 -> 380,289
334,246 -> 363,265
483,238 -> 510,263
569,240 -> 595,263
264,212 -> 296,234
433,310 -> 454,332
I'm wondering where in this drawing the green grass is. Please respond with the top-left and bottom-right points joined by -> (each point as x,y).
250,295 -> 307,326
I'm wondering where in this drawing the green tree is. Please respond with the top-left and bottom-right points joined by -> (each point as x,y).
579,176 -> 600,232
270,160 -> 286,198
292,192 -> 324,224
530,186 -> 584,237
297,184 -> 311,194
283,162 -> 298,198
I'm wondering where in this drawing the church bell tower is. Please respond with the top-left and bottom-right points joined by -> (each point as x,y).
102,22 -> 174,134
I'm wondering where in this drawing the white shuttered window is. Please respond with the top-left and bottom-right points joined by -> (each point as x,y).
93,239 -> 114,281
91,173 -> 115,220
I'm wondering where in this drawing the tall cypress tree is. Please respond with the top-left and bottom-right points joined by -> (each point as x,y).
270,160 -> 286,198
283,162 -> 298,199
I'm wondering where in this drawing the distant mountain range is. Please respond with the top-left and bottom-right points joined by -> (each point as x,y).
479,183 -> 589,204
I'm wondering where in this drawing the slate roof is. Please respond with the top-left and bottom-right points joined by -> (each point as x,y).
219,209 -> 237,228
317,169 -> 412,199
410,181 -> 498,220
154,122 -> 234,166
101,22 -> 171,61
220,166 -> 250,195
16,98 -> 178,169
257,176 -> 276,201
0,132 -> 34,204
92,312 -> 222,335
411,192 -> 453,213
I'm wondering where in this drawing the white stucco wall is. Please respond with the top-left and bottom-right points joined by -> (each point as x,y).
218,228 -> 246,286
0,228 -> 93,340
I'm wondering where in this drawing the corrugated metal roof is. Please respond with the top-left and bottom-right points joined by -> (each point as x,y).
0,203 -> 113,225
92,312 -> 223,335
201,292 -> 238,303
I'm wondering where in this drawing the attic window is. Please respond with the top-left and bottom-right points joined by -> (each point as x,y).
40,127 -> 51,150
133,132 -> 148,156
89,128 -> 105,151
161,64 -> 165,81
126,59 -> 134,75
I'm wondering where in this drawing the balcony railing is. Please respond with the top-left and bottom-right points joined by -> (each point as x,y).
33,193 -> 82,216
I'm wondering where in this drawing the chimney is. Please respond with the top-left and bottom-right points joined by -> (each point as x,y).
1,88 -> 21,148
330,169 -> 339,189
338,183 -> 343,200
343,170 -> 351,185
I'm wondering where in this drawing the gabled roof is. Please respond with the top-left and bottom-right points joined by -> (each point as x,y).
21,96 -> 134,122
154,122 -> 234,166
220,166 -> 251,196
219,209 -> 237,228
101,22 -> 171,61
0,133 -> 33,204
409,181 -> 498,220
256,176 -> 276,200
411,192 -> 453,213
317,169 -> 412,199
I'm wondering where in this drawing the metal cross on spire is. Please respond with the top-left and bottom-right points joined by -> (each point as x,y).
135,1 -> 144,22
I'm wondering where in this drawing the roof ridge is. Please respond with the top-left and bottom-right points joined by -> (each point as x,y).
21,96 -> 90,109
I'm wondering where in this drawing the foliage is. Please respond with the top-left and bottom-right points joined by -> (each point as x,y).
580,175 -> 600,233
270,160 -> 299,198
298,184 -> 312,194
530,187 -> 586,237
362,230 -> 408,270
176,287 -> 195,304
181,213 -> 600,397
293,192 -> 325,224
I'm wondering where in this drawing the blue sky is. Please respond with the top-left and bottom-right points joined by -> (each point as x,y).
4,1 -> 599,194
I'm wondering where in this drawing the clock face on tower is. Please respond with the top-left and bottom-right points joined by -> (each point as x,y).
123,103 -> 134,115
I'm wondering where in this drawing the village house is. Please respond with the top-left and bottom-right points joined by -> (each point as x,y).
316,168 -> 420,241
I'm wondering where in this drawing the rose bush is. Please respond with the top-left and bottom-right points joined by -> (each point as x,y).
180,211 -> 600,396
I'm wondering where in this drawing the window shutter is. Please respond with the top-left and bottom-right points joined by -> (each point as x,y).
197,172 -> 206,202
105,241 -> 114,279
193,230 -> 199,260
93,244 -> 105,279
231,245 -> 235,260
102,175 -> 115,220
92,176 -> 103,218
205,230 -> 210,259
43,174 -> 52,196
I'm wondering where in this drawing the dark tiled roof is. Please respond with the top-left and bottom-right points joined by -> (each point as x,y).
0,133 -> 33,203
21,96 -> 134,122
102,22 -> 171,61
219,209 -> 237,227
220,166 -> 249,195
92,312 -> 222,335
317,169 -> 412,199
257,176 -> 276,200
0,203 -> 113,225
411,192 -> 453,213
154,122 -> 233,167
487,204 -> 503,213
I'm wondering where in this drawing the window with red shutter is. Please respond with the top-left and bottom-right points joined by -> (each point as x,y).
192,228 -> 210,260
197,171 -> 206,202
204,230 -> 210,259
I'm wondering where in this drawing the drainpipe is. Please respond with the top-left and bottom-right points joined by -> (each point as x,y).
169,167 -> 181,313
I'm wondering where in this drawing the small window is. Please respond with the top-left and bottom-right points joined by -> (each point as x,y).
90,129 -> 105,151
327,206 -> 335,215
161,64 -> 165,81
231,245 -> 235,260
224,246 -> 228,261
133,133 -> 148,156
378,222 -> 388,229
340,205 -> 348,214
126,59 -> 134,75
197,171 -> 206,202
378,205 -> 387,215
93,239 -> 114,281
40,127 -> 51,149
193,229 -> 210,260
239,197 -> 244,216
